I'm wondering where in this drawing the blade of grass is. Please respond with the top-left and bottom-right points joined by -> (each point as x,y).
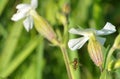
22,63 -> 36,79
14,37 -> 44,79
36,37 -> 45,79
0,0 -> 8,15
0,36 -> 42,78
0,21 -> 23,71
0,23 -> 7,38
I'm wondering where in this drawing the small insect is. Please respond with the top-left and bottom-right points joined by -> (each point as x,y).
72,58 -> 79,70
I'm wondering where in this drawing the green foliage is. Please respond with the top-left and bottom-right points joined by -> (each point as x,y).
100,70 -> 112,79
0,0 -> 120,79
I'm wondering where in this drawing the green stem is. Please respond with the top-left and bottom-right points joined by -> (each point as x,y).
61,14 -> 74,79
68,50 -> 81,79
60,10 -> 75,79
63,23 -> 68,44
60,45 -> 74,79
105,47 -> 115,69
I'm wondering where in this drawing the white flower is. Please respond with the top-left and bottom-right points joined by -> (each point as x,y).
68,22 -> 116,50
11,0 -> 38,32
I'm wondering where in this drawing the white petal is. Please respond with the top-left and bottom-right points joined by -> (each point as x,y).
11,6 -> 31,21
68,37 -> 89,50
16,4 -> 30,10
11,11 -> 26,21
23,16 -> 33,32
17,4 -> 31,13
96,22 -> 116,35
96,36 -> 106,45
31,0 -> 38,9
69,28 -> 89,36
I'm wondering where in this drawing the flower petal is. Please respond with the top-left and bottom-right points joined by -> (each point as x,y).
96,22 -> 116,35
11,11 -> 26,21
68,37 -> 89,50
69,28 -> 89,36
11,5 -> 31,21
96,36 -> 106,45
23,16 -> 33,32
31,0 -> 38,9
16,4 -> 30,10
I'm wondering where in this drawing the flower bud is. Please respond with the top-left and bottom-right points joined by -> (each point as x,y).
30,10 -> 59,45
107,60 -> 115,71
113,59 -> 120,70
113,34 -> 120,49
107,59 -> 120,71
87,33 -> 103,70
62,3 -> 70,15
57,3 -> 70,26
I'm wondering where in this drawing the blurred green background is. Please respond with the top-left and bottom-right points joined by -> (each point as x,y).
0,0 -> 120,79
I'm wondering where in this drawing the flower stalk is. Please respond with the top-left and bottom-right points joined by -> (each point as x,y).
58,4 -> 74,79
60,45 -> 74,79
105,47 -> 115,70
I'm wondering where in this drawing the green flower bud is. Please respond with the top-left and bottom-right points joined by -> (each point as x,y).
107,60 -> 115,71
113,34 -> 120,49
107,59 -> 120,71
113,59 -> 120,70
